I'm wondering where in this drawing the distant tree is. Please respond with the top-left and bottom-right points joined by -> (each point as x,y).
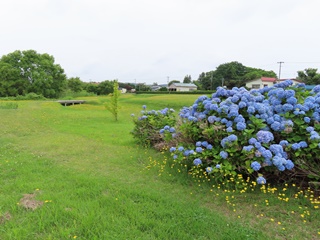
0,50 -> 67,98
84,82 -> 99,94
197,71 -> 217,90
168,80 -> 180,86
183,75 -> 192,83
297,68 -> 320,85
67,77 -> 84,92
97,80 -> 113,95
243,67 -> 277,81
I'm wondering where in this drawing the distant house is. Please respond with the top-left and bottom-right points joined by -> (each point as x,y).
168,83 -> 197,92
118,87 -> 127,93
245,77 -> 301,89
245,77 -> 276,89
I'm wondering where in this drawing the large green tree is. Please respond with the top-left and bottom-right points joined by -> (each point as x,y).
297,68 -> 320,85
196,61 -> 277,90
0,50 -> 67,98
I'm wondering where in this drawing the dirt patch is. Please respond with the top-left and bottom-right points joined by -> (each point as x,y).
19,193 -> 43,210
0,212 -> 11,224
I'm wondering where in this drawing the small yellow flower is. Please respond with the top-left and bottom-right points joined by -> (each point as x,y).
270,218 -> 274,222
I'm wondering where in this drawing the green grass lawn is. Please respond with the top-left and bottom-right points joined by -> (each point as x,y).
0,94 -> 319,239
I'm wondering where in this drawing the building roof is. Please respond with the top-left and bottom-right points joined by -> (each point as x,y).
261,77 -> 277,82
170,83 -> 197,87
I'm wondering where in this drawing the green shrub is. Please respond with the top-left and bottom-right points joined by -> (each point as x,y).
0,102 -> 18,109
131,105 -> 177,148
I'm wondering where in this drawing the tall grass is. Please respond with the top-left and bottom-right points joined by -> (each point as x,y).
0,95 -> 319,239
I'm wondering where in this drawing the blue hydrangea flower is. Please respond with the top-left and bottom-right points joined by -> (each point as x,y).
285,160 -> 294,170
279,140 -> 289,147
219,151 -> 228,159
299,141 -> 308,148
257,176 -> 266,184
242,145 -> 254,151
178,146 -> 184,152
169,147 -> 176,152
236,122 -> 246,131
193,158 -> 202,166
251,161 -> 261,171
291,143 -> 301,151
159,129 -> 165,134
256,130 -> 274,143
306,126 -> 314,133
206,167 -> 213,173
196,141 -> 202,147
201,141 -> 208,147
142,105 -> 147,109
195,147 -> 203,153
206,144 -> 213,150
173,154 -> 177,159
226,127 -> 233,132
183,150 -> 190,156
169,127 -> 175,133
304,117 -> 311,123
164,125 -> 170,130
248,138 -> 257,145
215,164 -> 221,169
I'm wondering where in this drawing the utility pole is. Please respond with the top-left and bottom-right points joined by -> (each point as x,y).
277,61 -> 284,81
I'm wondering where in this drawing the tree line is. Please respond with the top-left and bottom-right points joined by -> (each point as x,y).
0,50 -> 319,98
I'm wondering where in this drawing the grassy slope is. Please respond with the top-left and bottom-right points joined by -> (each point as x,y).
0,94 -> 318,239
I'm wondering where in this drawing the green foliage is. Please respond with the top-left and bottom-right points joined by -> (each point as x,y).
0,50 -> 67,98
16,92 -> 46,100
105,80 -> 120,121
196,61 -> 277,90
67,77 -> 84,92
0,102 -> 18,109
183,75 -> 192,83
131,106 -> 176,147
297,68 -> 320,85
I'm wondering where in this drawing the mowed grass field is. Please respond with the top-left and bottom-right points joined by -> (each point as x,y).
0,94 -> 319,240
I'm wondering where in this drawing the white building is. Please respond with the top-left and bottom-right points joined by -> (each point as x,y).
245,77 -> 276,89
168,83 -> 197,92
245,77 -> 301,89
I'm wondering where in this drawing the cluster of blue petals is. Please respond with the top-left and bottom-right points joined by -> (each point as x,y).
176,80 -> 320,183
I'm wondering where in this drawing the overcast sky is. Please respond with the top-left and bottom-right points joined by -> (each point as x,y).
1,0 -> 320,84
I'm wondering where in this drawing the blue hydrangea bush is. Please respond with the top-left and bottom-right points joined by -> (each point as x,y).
132,81 -> 320,186
174,80 -> 320,185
